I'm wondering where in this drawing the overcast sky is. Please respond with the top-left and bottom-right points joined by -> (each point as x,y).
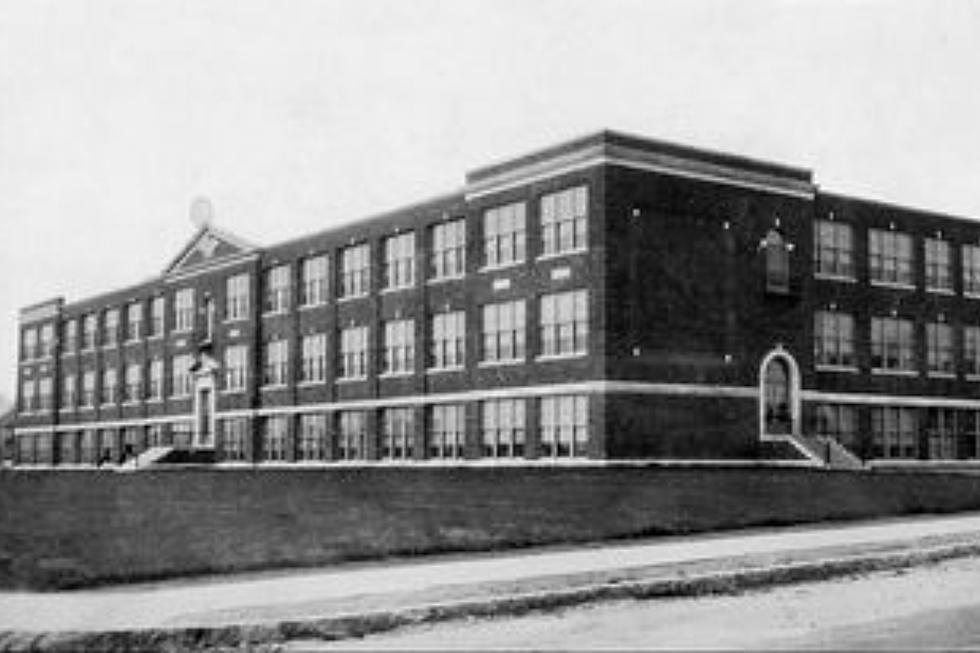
2,0 -> 980,404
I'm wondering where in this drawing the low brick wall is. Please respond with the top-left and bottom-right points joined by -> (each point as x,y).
3,464 -> 980,590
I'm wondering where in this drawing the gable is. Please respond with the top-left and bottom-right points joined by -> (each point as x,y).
163,226 -> 256,276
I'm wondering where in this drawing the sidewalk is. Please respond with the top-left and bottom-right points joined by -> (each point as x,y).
3,512 -> 980,648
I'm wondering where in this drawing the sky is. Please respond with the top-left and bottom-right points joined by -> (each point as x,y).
2,0 -> 980,404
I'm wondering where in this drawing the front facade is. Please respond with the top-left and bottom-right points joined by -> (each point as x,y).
12,130 -> 980,467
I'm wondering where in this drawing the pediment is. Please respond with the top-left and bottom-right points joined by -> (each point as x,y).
163,226 -> 256,277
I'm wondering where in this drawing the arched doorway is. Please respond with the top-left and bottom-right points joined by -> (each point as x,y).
759,348 -> 801,439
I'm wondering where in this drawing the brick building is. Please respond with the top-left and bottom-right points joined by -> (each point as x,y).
11,130 -> 980,468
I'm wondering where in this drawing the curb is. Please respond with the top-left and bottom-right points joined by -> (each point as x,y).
3,542 -> 980,652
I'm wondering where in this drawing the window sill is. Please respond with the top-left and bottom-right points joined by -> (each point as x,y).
171,329 -> 192,336
927,372 -> 957,379
380,285 -> 415,296
426,366 -> 465,375
169,394 -> 192,401
145,398 -> 163,404
124,338 -> 143,346
219,389 -> 246,396
146,335 -> 164,342
427,274 -> 466,286
479,260 -> 525,274
121,400 -> 142,407
261,384 -> 288,391
870,280 -> 916,291
298,302 -> 329,311
813,272 -> 857,284
966,375 -> 980,382
926,287 -> 955,296
478,358 -> 526,368
966,292 -> 980,301
536,352 -> 588,362
223,317 -> 249,325
536,248 -> 588,263
379,371 -> 415,380
871,368 -> 919,377
337,294 -> 370,304
262,311 -> 289,319
815,364 -> 860,374
335,376 -> 367,384
297,380 -> 326,388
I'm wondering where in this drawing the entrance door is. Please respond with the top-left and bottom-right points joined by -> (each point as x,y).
763,358 -> 792,435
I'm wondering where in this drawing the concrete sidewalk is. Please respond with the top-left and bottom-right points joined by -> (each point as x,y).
3,512 -> 980,649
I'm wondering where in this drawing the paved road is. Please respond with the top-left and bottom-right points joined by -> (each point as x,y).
296,555 -> 980,650
3,512 -> 980,632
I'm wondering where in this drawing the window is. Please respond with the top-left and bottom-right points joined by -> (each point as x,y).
224,345 -> 248,391
869,229 -> 914,286
484,202 -> 526,268
226,273 -> 250,321
101,368 -> 118,405
763,229 -> 791,294
146,423 -> 166,448
171,354 -> 193,397
297,255 -> 328,306
541,186 -> 588,256
126,302 -> 143,341
813,311 -> 855,368
263,265 -> 290,314
261,416 -> 289,461
298,414 -> 328,461
148,359 -> 163,399
540,290 -> 588,357
262,339 -> 289,387
103,309 -> 119,347
339,325 -> 369,379
82,314 -> 98,350
383,232 -> 415,290
871,407 -> 918,459
124,363 -> 142,403
301,333 -> 327,383
813,220 -> 854,279
430,310 -> 465,370
62,374 -> 76,409
430,219 -> 466,280
813,404 -> 858,452
540,395 -> 589,458
80,430 -> 99,464
171,422 -> 193,448
59,432 -> 78,465
20,379 -> 35,412
925,238 -> 952,292
174,289 -> 195,332
381,407 -> 414,460
927,322 -> 954,375
38,377 -> 52,411
122,427 -> 142,459
21,328 -> 37,360
428,404 -> 465,459
926,408 -> 957,460
482,300 -> 526,363
82,371 -> 95,407
871,316 -> 916,373
964,245 -> 980,296
63,320 -> 77,354
39,324 -> 54,358
221,418 -> 249,461
149,297 -> 165,337
340,243 -> 370,298
481,399 -> 526,458
338,410 -> 367,460
382,319 -> 415,375
966,327 -> 980,377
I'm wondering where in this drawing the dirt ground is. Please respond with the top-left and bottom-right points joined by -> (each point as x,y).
293,555 -> 980,650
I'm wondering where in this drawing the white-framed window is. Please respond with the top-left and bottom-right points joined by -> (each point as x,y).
871,316 -> 916,373
39,323 -> 54,358
926,408 -> 958,460
340,243 -> 370,298
339,325 -> 369,379
338,410 -> 368,460
221,418 -> 249,461
149,297 -> 165,337
38,377 -> 52,411
298,413 -> 328,461
430,310 -> 465,370
813,220 -> 854,279
174,289 -> 195,332
126,302 -> 143,341
925,238 -> 952,292
124,363 -> 142,403
927,322 -> 954,375
101,367 -> 118,405
428,403 -> 465,459
965,245 -> 980,296
20,379 -> 36,412
871,406 -> 918,459
82,314 -> 98,350
381,407 -> 414,460
21,327 -> 37,360
226,273 -> 250,321
382,319 -> 415,375
540,185 -> 588,256
63,320 -> 77,354
540,395 -> 589,458
869,229 -> 914,286
261,415 -> 289,461
62,374 -> 76,408
301,333 -> 327,383
481,398 -> 526,458
814,311 -> 855,368
540,289 -> 588,357
103,309 -> 119,347
814,404 -> 859,452
263,265 -> 291,314
224,345 -> 248,392
482,300 -> 526,363
966,327 -> 980,377
383,232 -> 416,290
430,219 -> 466,280
171,354 -> 193,397
484,202 -> 526,268
300,255 -> 329,306
82,370 -> 96,407
262,339 -> 289,387
148,359 -> 163,399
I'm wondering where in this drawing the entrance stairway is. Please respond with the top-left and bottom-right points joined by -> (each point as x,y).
787,434 -> 864,470
117,446 -> 174,472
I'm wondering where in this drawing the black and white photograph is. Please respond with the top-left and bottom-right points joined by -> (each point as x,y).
3,0 -> 980,650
